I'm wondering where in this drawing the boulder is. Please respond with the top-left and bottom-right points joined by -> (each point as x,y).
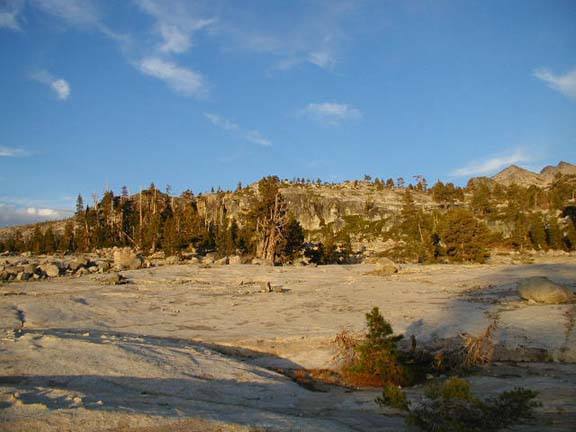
113,248 -> 143,270
100,273 -> 128,285
40,263 -> 61,278
372,257 -> 399,275
69,257 -> 89,272
97,261 -> 111,272
1,270 -> 14,281
23,263 -> 38,274
518,277 -> 574,304
202,255 -> 215,265
16,272 -> 31,281
76,267 -> 89,276
215,257 -> 229,265
87,265 -> 99,273
228,255 -> 242,265
165,256 -> 180,265
148,251 -> 166,260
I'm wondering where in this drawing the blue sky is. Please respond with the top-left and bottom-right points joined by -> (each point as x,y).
1,0 -> 575,226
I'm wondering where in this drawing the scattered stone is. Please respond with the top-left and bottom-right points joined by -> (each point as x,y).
15,272 -> 32,281
113,248 -> 143,270
215,256 -> 229,265
229,255 -> 242,265
100,273 -> 128,285
202,255 -> 215,265
367,257 -> 398,276
518,276 -> 574,304
148,251 -> 166,260
271,285 -> 284,293
40,263 -> 61,278
165,255 -> 180,265
76,267 -> 89,276
23,263 -> 37,274
259,281 -> 273,293
97,261 -> 111,272
87,265 -> 99,273
69,257 -> 89,272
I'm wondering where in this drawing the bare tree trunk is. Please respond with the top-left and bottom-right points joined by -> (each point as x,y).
257,193 -> 288,264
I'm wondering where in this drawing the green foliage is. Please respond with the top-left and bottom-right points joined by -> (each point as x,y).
280,217 -> 305,261
424,377 -> 474,401
438,209 -> 491,263
375,384 -> 410,411
335,307 -> 406,386
407,379 -> 540,432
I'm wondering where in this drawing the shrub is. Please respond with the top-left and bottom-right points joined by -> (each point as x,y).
375,384 -> 410,411
333,307 -> 406,386
424,377 -> 474,401
407,378 -> 540,432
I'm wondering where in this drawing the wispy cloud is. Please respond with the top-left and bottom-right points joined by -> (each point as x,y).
0,0 -> 24,31
216,0 -> 356,71
31,0 -> 100,27
204,113 -> 271,147
138,57 -> 205,97
31,70 -> 71,100
301,102 -> 362,126
26,0 -> 129,45
135,0 -> 216,54
0,146 -> 28,157
534,67 -> 576,100
245,130 -> 271,147
451,149 -> 532,177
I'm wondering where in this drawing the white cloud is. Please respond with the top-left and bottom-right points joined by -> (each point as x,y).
451,150 -> 531,177
308,51 -> 336,69
0,198 -> 73,227
301,102 -> 362,126
0,146 -> 28,157
534,67 -> 576,100
51,79 -> 71,100
245,130 -> 271,147
204,113 -> 239,131
31,0 -> 100,27
0,0 -> 24,31
138,57 -> 205,97
31,70 -> 71,100
135,0 -> 215,54
222,0 -> 355,71
30,0 -> 128,45
204,112 -> 271,147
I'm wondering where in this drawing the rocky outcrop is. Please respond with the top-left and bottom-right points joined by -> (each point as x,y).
492,165 -> 546,188
490,161 -> 576,188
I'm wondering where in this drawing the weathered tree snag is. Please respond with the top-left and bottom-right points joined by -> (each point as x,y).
255,191 -> 288,264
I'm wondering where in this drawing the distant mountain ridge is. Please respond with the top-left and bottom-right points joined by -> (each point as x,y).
490,161 -> 576,187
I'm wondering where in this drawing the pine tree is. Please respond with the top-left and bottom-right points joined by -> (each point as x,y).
439,209 -> 490,263
528,214 -> 547,250
75,194 -> 85,216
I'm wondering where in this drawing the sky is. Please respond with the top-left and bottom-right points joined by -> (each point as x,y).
0,0 -> 575,226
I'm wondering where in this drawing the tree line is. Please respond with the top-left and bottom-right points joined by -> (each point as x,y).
1,174 -> 575,264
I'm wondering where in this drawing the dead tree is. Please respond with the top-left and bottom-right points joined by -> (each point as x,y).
255,191 -> 288,264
